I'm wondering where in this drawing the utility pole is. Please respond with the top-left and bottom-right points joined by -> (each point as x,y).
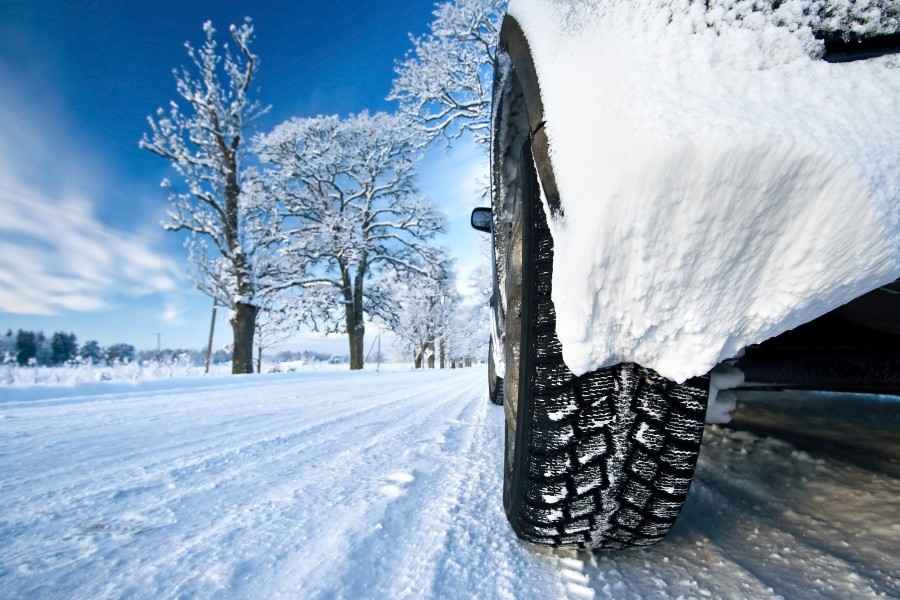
205,301 -> 218,374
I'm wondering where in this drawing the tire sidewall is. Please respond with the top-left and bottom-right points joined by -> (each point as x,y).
502,141 -> 539,526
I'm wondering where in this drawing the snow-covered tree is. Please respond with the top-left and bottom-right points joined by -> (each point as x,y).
140,18 -> 272,374
50,332 -> 78,365
15,330 -> 36,366
389,265 -> 459,369
253,304 -> 294,373
389,0 -> 505,146
80,340 -> 103,364
446,301 -> 490,366
105,343 -> 136,365
255,112 -> 445,370
0,330 -> 15,365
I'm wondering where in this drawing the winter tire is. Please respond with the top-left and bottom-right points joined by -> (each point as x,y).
498,137 -> 709,550
489,338 -> 504,405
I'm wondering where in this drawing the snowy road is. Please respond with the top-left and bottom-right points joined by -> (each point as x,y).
1,369 -> 899,599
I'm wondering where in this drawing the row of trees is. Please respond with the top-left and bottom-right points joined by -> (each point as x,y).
0,330 -> 136,367
0,325 -> 348,369
140,0 -> 504,374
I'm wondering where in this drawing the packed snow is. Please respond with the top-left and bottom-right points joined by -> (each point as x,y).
2,367 -> 899,599
508,0 -> 900,382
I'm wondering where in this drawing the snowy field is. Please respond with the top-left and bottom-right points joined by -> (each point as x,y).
1,368 -> 899,599
0,360 -> 399,390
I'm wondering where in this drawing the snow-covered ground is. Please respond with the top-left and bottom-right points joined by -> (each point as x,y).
0,362 -> 235,388
0,361 -> 406,394
1,368 -> 898,599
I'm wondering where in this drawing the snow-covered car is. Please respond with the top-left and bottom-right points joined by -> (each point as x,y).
471,1 -> 900,550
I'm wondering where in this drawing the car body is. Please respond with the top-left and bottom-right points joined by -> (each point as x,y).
473,0 -> 900,549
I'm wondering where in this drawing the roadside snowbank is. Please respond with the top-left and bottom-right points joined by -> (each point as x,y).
0,362 -> 232,389
509,0 -> 900,382
0,362 -> 410,404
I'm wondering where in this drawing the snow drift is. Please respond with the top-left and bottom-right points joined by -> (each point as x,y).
508,0 -> 900,382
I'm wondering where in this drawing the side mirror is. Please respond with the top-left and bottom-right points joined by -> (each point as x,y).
470,207 -> 492,233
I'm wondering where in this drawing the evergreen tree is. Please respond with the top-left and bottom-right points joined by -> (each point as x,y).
106,343 -> 136,364
80,340 -> 103,363
35,332 -> 52,366
50,332 -> 78,365
0,329 -> 15,361
15,330 -> 37,366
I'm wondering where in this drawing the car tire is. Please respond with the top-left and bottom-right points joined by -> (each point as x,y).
489,338 -> 504,405
500,139 -> 710,550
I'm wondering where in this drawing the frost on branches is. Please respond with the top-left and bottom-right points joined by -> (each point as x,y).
255,112 -> 445,370
389,266 -> 490,369
140,19 -> 273,375
389,0 -> 506,146
389,267 -> 458,368
253,303 -> 295,374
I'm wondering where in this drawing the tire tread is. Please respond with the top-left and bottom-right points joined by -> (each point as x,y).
507,181 -> 708,550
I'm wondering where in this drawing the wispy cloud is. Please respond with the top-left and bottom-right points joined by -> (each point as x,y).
0,177 -> 178,315
0,73 -> 178,316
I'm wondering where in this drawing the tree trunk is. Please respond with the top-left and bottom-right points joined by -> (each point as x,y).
426,340 -> 435,369
340,262 -> 367,371
348,324 -> 365,371
231,302 -> 258,375
439,337 -> 446,369
414,348 -> 423,369
256,345 -> 263,374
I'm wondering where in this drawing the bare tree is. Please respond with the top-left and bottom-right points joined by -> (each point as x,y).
389,0 -> 505,147
140,19 -> 271,374
447,301 -> 490,366
255,112 -> 445,370
388,266 -> 459,369
254,304 -> 294,373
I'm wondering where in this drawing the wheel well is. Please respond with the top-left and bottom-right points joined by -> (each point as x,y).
497,15 -> 562,216
496,16 -> 900,394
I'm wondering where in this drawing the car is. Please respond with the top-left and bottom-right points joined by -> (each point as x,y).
471,1 -> 900,550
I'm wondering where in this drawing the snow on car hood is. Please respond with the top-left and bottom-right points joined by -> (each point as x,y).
508,0 -> 900,383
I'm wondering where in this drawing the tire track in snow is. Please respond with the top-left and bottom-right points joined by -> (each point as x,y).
324,388 -> 492,599
573,424 -> 900,600
0,373 -> 446,490
686,478 -> 890,600
5,373 -> 900,600
249,378 -> 486,599
129,376 -> 486,599
686,449 -> 900,598
420,399 -> 566,600
0,395 -> 434,572
1,374 -> 458,514
0,372 -> 472,597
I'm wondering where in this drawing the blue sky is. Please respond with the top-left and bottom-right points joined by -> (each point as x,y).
0,1 -> 487,354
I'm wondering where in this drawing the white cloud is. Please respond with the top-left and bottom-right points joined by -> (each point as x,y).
0,75 -> 179,316
0,179 -> 178,315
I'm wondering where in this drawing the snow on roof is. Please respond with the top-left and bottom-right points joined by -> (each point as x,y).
508,0 -> 900,382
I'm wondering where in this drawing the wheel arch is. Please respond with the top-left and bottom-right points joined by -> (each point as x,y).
497,15 -> 562,217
